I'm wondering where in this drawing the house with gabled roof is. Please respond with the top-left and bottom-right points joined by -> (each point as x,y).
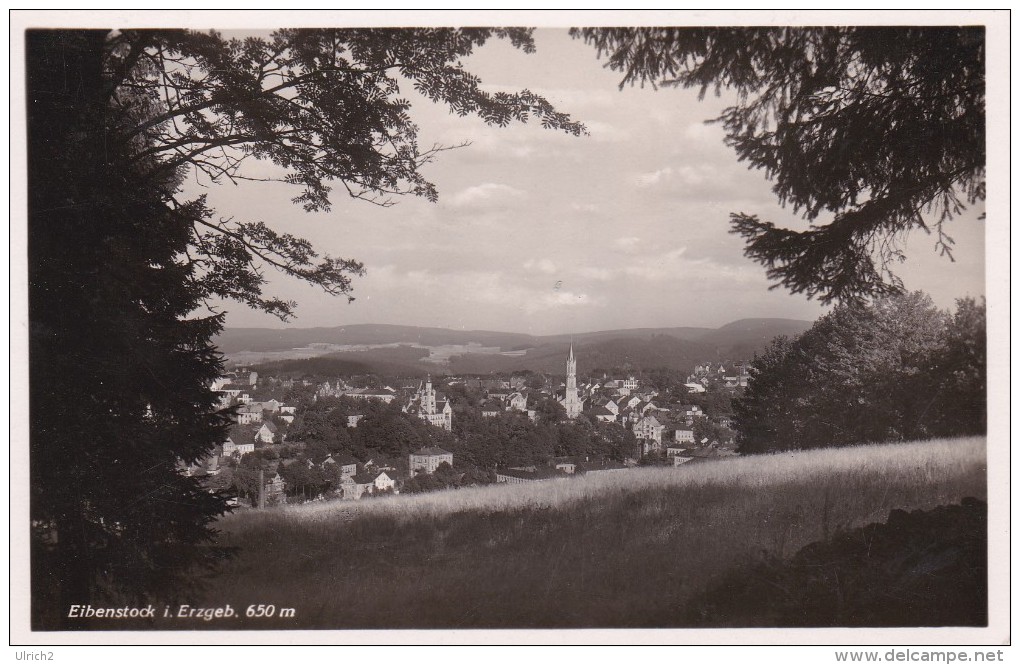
505,391 -> 528,412
256,420 -> 278,444
236,403 -> 263,425
592,405 -> 617,423
341,469 -> 396,500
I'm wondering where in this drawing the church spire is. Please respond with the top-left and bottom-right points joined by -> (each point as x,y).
564,343 -> 580,419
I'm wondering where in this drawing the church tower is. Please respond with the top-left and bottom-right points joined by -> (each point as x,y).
422,374 -> 436,413
563,344 -> 582,419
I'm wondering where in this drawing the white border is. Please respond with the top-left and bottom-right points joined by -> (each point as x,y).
7,9 -> 1011,648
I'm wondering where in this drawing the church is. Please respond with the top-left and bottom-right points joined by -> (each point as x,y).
557,345 -> 584,419
404,375 -> 453,431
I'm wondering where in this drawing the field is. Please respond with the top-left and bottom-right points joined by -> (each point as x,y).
186,437 -> 985,629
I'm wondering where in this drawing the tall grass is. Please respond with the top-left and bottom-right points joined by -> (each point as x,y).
187,437 -> 985,629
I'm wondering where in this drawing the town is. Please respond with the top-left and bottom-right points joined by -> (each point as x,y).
186,346 -> 750,507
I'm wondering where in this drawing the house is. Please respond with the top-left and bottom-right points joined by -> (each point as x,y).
684,382 -> 707,394
373,471 -> 396,493
724,375 -> 749,388
221,437 -> 237,457
480,401 -> 502,418
550,457 -> 579,475
346,414 -> 364,428
256,399 -> 282,413
616,395 -> 640,411
495,466 -> 567,484
409,446 -> 453,474
341,470 -> 395,500
633,414 -> 665,455
674,429 -> 695,444
341,474 -> 374,500
638,401 -> 659,415
345,387 -> 397,404
582,460 -> 629,475
234,441 -> 255,456
280,405 -> 297,415
505,392 -> 529,412
317,380 -> 348,399
592,405 -> 617,423
256,421 -> 278,444
322,454 -> 359,480
333,453 -> 358,479
678,404 -> 705,423
236,403 -> 263,425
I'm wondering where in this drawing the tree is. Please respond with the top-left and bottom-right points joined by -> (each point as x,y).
928,297 -> 987,436
733,293 -> 984,453
731,337 -> 798,454
107,28 -> 585,318
573,27 -> 984,303
29,31 -> 234,629
28,28 -> 581,628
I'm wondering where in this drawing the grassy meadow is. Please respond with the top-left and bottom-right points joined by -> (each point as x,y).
185,436 -> 985,629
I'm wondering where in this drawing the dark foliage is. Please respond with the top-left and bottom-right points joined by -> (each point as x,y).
686,498 -> 987,627
733,293 -> 986,453
105,28 -> 584,319
28,27 -> 580,629
28,31 -> 234,628
574,27 -> 985,303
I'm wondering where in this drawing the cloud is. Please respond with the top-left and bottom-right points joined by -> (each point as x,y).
565,245 -> 759,286
525,290 -> 598,314
364,266 -> 604,318
577,266 -> 614,281
447,182 -> 526,208
631,161 -> 778,205
524,258 -> 558,274
613,236 -> 643,253
634,167 -> 674,188
682,121 -> 726,145
584,120 -> 629,143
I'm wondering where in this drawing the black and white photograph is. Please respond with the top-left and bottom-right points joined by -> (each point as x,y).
10,9 -> 1009,651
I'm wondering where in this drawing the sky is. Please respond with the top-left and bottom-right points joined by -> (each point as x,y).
193,28 -> 987,336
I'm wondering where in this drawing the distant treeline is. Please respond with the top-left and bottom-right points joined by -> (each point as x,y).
252,345 -> 435,378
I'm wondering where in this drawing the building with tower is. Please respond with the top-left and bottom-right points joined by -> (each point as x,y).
558,345 -> 584,419
405,375 -> 453,431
